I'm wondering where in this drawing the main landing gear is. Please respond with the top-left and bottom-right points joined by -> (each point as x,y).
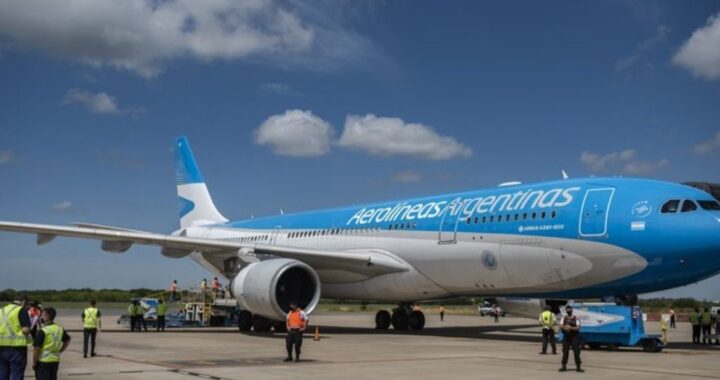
375,303 -> 425,331
237,310 -> 285,333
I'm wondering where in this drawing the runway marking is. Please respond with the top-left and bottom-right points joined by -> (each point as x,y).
170,369 -> 232,380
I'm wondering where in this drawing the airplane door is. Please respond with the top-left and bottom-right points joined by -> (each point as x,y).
270,226 -> 281,245
438,199 -> 462,244
579,188 -> 615,237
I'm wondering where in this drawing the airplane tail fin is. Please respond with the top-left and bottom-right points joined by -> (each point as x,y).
174,136 -> 228,228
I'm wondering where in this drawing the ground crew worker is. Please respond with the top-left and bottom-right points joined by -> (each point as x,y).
690,308 -> 701,344
701,307 -> 712,344
135,302 -> 147,332
559,305 -> 583,373
439,304 -> 445,322
156,300 -> 168,332
660,314 -> 669,345
211,277 -> 221,300
128,301 -> 137,332
284,302 -> 308,363
715,310 -> 720,344
538,305 -> 557,355
0,294 -> 31,380
715,311 -> 720,345
81,300 -> 101,358
32,308 -> 70,380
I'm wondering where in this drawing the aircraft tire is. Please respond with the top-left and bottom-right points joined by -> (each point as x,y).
237,310 -> 253,331
375,310 -> 391,330
391,310 -> 409,330
252,315 -> 272,332
408,310 -> 425,330
273,320 -> 287,333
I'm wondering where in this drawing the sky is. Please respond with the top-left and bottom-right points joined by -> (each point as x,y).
1,0 -> 719,300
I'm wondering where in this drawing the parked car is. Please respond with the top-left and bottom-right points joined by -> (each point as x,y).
478,302 -> 506,317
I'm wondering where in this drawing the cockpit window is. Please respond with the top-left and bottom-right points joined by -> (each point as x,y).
698,200 -> 720,211
681,200 -> 697,212
660,200 -> 680,213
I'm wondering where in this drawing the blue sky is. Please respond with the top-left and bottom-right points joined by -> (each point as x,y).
1,1 -> 719,299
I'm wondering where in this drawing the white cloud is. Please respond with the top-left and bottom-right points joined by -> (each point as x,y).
693,132 -> 720,154
580,149 -> 668,175
62,88 -> 120,114
393,170 -> 422,183
623,159 -> 669,175
672,12 -> 720,80
338,114 -> 472,160
0,0 -> 376,78
0,150 -> 13,164
254,109 -> 333,157
51,201 -> 73,213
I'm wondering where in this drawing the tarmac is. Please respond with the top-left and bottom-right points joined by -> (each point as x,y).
27,310 -> 720,379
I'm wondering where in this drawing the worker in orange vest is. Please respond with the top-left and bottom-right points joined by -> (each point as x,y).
284,302 -> 308,363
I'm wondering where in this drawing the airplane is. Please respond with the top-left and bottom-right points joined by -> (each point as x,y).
2,136 -> 720,332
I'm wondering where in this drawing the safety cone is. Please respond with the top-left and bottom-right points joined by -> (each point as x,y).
313,326 -> 320,341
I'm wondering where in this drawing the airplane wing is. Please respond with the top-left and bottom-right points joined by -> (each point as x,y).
0,221 -> 409,276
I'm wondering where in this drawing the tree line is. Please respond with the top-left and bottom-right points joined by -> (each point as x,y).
0,288 -> 164,303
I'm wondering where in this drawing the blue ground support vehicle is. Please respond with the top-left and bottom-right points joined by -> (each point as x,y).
557,303 -> 663,353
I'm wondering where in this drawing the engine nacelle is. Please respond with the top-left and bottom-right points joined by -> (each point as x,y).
230,258 -> 321,321
494,298 -> 569,319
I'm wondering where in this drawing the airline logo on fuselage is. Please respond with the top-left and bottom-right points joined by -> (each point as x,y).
346,187 -> 581,225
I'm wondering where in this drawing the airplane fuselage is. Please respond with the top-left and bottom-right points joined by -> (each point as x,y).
186,177 -> 720,302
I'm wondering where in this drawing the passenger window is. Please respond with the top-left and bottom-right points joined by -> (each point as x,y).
532,212 -> 536,220
482,216 -> 486,223
489,216 -> 494,222
698,200 -> 720,211
661,200 -> 680,213
541,211 -> 546,219
551,211 -> 557,219
681,200 -> 697,212
474,217 -> 479,224
514,214 -> 518,221
505,215 -> 510,222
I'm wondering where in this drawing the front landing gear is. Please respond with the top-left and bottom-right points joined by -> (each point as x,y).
375,304 -> 425,331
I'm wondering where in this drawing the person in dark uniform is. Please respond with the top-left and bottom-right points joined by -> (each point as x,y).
284,302 -> 308,363
559,305 -> 583,373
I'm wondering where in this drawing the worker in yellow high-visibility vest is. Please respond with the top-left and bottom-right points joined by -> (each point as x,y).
156,300 -> 168,332
32,307 -> 71,380
538,305 -> 557,355
81,300 -> 101,358
0,294 -> 32,380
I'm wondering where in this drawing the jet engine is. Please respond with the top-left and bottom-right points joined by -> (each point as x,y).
230,258 -> 321,320
494,298 -> 569,319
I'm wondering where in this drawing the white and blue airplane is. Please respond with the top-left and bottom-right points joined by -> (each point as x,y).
2,136 -> 720,331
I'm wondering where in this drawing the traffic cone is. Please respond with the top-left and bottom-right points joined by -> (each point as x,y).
313,326 -> 320,341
